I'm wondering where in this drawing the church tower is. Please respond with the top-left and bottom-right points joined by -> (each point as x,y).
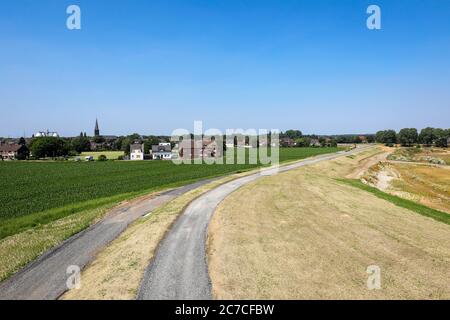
94,119 -> 100,136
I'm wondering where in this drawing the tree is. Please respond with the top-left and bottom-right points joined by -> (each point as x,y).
30,137 -> 69,159
384,130 -> 397,145
376,130 -> 397,145
71,136 -> 91,153
18,137 -> 26,146
16,145 -> 29,160
284,130 -> 303,140
295,137 -> 311,147
419,127 -> 435,146
143,136 -> 160,154
375,131 -> 385,143
93,136 -> 105,143
319,137 -> 327,147
366,135 -> 375,143
398,128 -> 418,146
120,134 -> 141,155
120,137 -> 133,155
433,128 -> 448,147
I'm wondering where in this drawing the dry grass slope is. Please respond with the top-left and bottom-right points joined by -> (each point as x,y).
208,147 -> 450,299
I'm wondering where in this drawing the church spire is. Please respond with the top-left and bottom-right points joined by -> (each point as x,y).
94,118 -> 100,136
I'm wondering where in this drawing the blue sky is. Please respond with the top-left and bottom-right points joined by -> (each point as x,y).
0,0 -> 449,137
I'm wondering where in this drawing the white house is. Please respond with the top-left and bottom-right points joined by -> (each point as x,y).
130,143 -> 144,161
152,143 -> 172,160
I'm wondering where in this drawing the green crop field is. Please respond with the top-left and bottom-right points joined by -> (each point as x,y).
0,147 -> 340,239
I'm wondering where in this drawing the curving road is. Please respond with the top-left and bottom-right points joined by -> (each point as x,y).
0,178 -> 218,300
137,145 -> 373,300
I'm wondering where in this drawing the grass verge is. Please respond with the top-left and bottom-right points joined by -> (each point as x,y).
0,202 -> 115,282
338,179 -> 450,225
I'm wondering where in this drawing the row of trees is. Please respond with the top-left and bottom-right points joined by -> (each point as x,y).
280,130 -> 374,147
29,137 -> 71,159
24,133 -> 171,159
376,127 -> 450,147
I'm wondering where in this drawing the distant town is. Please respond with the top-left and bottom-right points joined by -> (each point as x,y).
0,119 -> 448,161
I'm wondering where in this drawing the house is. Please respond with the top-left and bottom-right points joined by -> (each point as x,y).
200,138 -> 222,158
281,137 -> 295,147
152,143 -> 172,160
0,143 -> 29,160
310,138 -> 321,147
130,143 -> 144,161
178,138 -> 223,160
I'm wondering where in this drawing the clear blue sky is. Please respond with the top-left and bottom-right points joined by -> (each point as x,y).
1,0 -> 449,137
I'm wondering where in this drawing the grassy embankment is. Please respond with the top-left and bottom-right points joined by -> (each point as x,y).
207,147 -> 450,299
339,179 -> 450,225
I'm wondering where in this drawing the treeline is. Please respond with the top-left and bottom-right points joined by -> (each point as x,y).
279,130 -> 375,147
17,134 -> 171,160
376,127 -> 450,147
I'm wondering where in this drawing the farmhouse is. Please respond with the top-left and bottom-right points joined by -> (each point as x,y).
359,135 -> 368,143
152,143 -> 172,160
130,143 -> 144,161
0,143 -> 29,160
310,138 -> 321,147
281,137 -> 295,147
178,138 -> 223,160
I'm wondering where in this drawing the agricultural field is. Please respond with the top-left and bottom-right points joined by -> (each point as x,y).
79,151 -> 125,160
0,147 -> 340,240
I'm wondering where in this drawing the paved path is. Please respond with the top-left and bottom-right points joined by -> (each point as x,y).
0,179 -> 218,300
137,146 -> 373,300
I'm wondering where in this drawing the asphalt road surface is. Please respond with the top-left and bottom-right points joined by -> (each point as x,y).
0,178 -> 218,300
137,146 -> 373,300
